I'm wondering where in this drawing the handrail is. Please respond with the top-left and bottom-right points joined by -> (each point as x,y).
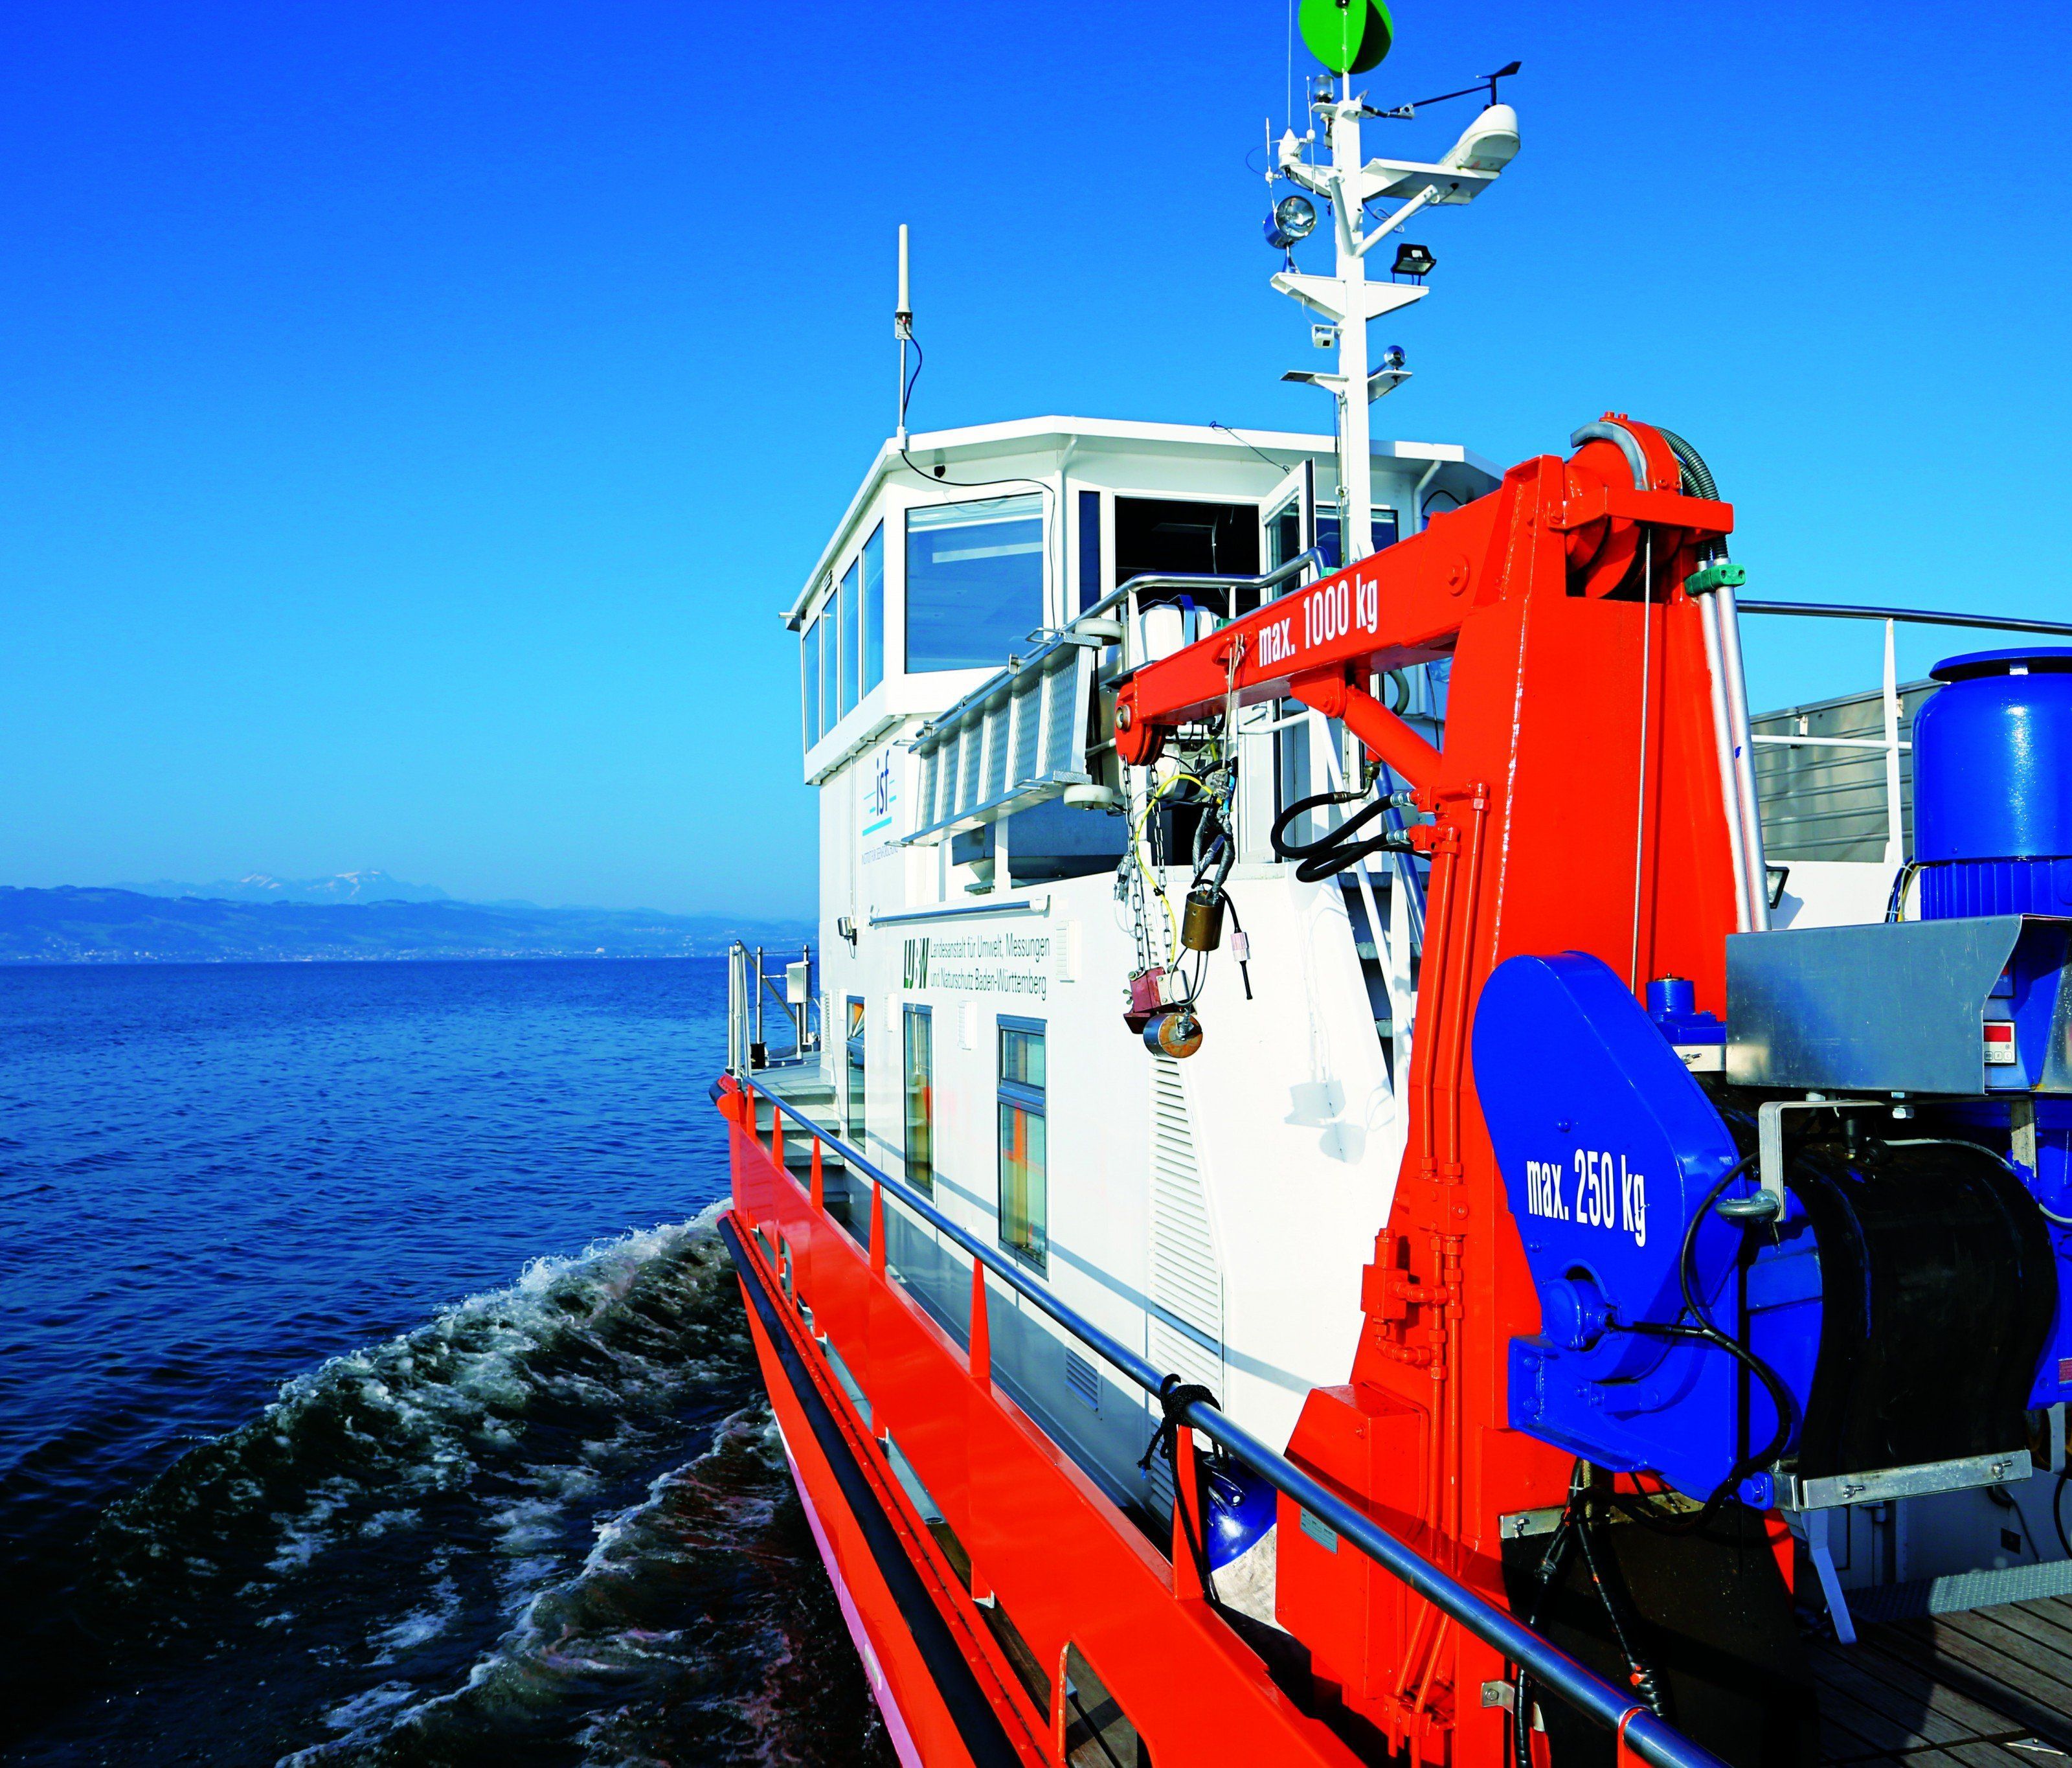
1739,600 -> 2072,639
729,1076 -> 1731,1768
909,550 -> 1333,754
1079,545 -> 1330,626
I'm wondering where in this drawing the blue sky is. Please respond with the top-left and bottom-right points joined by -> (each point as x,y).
3,1 -> 2066,916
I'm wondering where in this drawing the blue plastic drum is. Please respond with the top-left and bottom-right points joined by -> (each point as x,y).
1911,647 -> 2072,919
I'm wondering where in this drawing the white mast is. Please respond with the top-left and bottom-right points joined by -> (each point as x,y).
1272,87 -> 1518,561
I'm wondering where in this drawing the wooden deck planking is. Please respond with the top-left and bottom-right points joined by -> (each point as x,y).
1813,1600 -> 2072,1765
1809,1642 -> 2020,1747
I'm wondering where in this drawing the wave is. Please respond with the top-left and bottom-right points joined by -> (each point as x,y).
14,1213 -> 892,1767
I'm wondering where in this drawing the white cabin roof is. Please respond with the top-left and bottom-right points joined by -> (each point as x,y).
785,414 -> 1500,627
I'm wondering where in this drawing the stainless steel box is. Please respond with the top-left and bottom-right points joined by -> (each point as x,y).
1725,916 -> 2072,1095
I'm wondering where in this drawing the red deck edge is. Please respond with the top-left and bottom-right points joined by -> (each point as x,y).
717,1078 -> 1367,1767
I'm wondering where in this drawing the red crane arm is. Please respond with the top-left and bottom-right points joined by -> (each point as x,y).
1110,416 -> 1749,1760
1112,428 -> 1731,792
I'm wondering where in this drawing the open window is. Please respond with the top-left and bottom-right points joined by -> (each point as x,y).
1113,496 -> 1259,615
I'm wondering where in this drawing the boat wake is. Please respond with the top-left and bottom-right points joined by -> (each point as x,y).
14,1215 -> 892,1767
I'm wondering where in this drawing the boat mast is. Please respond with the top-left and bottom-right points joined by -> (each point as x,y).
1268,29 -> 1520,561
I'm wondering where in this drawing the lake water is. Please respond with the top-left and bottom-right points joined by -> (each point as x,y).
0,958 -> 891,1766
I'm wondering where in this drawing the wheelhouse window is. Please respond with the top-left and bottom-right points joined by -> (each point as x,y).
1316,509 -> 1399,570
1114,496 -> 1260,586
903,1004 -> 933,1194
1267,496 -> 1304,574
801,612 -> 822,745
846,997 -> 866,1142
905,494 -> 1044,672
997,1018 -> 1046,1271
861,522 -> 884,697
1077,488 -> 1102,615
818,587 -> 837,740
837,558 -> 858,720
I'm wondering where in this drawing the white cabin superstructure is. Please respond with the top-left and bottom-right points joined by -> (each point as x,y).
771,414 -> 1496,1519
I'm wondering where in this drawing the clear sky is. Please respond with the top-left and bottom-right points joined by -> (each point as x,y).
3,1 -> 2067,916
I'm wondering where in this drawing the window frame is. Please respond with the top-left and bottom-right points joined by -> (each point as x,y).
996,1015 -> 1046,1273
1075,486 -> 1102,617
860,521 -> 885,697
902,1003 -> 934,1196
903,493 -> 1048,674
801,609 -> 822,747
837,558 -> 859,719
846,995 -> 866,1142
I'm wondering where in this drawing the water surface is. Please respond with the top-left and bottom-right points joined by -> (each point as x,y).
1,959 -> 889,1765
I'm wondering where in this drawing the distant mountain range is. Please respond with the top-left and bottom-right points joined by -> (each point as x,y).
0,887 -> 814,965
111,870 -> 455,905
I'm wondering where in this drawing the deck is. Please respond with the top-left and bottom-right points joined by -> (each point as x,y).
1818,1599 -> 2072,1767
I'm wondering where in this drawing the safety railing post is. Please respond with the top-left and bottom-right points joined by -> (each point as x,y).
870,1179 -> 886,1276
809,1137 -> 824,1212
968,1256 -> 989,1381
1171,1423 -> 1204,1601
771,1104 -> 784,1167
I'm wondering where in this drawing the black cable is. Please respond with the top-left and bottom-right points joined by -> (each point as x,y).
1575,1500 -> 1669,1717
1221,892 -> 1254,1001
1512,1464 -> 1588,1768
2055,1471 -> 2071,1561
1208,420 -> 1286,473
1270,790 -> 1415,881
1608,1153 -> 1800,1531
901,330 -> 922,425
894,328 -> 1065,595
1136,1375 -> 1222,1602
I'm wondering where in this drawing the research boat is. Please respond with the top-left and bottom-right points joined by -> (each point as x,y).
714,13 -> 2072,1766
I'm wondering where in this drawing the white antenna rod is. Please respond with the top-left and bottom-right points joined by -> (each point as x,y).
895,223 -> 913,447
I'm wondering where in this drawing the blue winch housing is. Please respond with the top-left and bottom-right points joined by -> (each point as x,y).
1474,954 -> 1817,1506
1475,946 -> 2068,1510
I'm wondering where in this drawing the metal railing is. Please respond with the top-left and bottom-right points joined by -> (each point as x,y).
725,941 -> 819,1074
730,1076 -> 1731,1768
1083,545 -> 1331,630
1739,600 -> 2072,639
1739,601 -> 2072,876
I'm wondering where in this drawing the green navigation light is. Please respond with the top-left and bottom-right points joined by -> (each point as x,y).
1299,0 -> 1394,77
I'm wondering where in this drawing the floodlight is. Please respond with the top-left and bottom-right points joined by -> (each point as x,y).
1264,193 -> 1318,250
1391,242 -> 1436,280
1382,344 -> 1406,370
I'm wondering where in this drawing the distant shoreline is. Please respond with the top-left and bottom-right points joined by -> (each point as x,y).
0,886 -> 812,966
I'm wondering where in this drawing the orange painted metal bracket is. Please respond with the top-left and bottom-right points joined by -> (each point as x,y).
1290,670 -> 1443,789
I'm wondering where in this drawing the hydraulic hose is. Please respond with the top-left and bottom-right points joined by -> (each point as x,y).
1271,789 -> 1419,883
1652,427 -> 1718,505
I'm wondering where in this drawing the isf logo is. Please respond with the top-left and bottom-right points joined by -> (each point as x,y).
870,750 -> 892,820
